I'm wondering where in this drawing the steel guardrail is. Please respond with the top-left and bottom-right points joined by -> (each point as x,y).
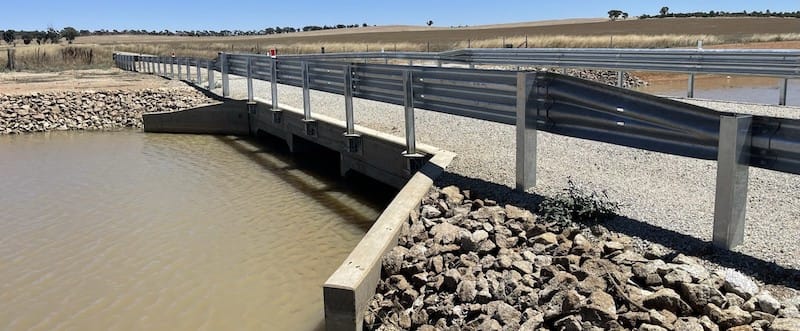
119,52 -> 800,175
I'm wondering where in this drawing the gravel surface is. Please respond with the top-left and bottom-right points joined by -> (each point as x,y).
219,74 -> 799,281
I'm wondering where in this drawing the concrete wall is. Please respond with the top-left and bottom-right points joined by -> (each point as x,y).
323,151 -> 454,331
143,100 -> 250,135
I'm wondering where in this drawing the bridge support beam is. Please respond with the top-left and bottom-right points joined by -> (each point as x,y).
515,71 -> 538,191
713,115 -> 752,249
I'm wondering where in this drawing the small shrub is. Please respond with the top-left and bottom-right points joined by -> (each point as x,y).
537,178 -> 620,227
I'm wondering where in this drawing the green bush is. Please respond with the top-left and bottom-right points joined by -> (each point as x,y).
537,179 -> 620,227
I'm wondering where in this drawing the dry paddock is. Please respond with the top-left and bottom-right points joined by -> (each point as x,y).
213,72 -> 799,288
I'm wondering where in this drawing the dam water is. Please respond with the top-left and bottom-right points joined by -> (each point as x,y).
0,130 -> 393,330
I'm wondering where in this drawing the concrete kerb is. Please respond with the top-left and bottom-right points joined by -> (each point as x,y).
323,149 -> 455,331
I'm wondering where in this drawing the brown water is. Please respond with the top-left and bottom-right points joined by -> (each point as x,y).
637,75 -> 800,106
0,131 -> 390,330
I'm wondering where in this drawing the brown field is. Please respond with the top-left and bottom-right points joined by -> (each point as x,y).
3,17 -> 800,71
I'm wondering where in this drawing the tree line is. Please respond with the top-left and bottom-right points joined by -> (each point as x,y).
1,27 -> 78,45
0,23 -> 373,45
639,7 -> 800,19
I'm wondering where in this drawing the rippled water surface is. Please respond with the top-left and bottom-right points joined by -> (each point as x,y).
0,131 -> 389,330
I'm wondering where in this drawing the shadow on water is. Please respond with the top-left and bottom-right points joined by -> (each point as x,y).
436,171 -> 800,291
212,132 -> 397,233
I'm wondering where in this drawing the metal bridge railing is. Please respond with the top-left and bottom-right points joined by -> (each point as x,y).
281,47 -> 800,105
113,52 -> 800,249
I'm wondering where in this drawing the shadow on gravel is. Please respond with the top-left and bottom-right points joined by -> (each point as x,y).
436,171 -> 800,291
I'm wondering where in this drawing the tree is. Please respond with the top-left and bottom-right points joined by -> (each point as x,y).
46,28 -> 60,44
622,12 -> 629,20
61,27 -> 78,44
426,20 -> 433,26
22,33 -> 32,44
608,10 -> 623,21
3,29 -> 15,44
659,6 -> 669,17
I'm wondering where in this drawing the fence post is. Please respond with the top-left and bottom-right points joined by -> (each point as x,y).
515,71 -> 537,191
220,52 -> 230,97
712,115 -> 752,249
779,78 -> 788,106
301,61 -> 317,136
687,73 -> 695,98
207,60 -> 214,90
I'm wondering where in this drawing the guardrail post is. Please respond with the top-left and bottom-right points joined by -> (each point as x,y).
270,58 -> 282,124
343,63 -> 361,153
195,59 -> 201,83
220,52 -> 230,97
177,58 -> 182,79
779,78 -> 788,106
403,70 -> 417,154
301,61 -> 317,136
246,57 -> 254,102
402,69 -> 424,173
515,71 -> 537,191
169,57 -> 175,79
617,71 -> 624,88
687,73 -> 695,98
207,60 -> 214,90
712,115 -> 752,249
185,59 -> 191,81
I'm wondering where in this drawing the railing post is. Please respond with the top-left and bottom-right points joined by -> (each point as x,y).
779,78 -> 788,106
246,57 -> 254,102
713,115 -> 752,249
270,58 -> 279,111
515,71 -> 537,191
301,61 -> 317,136
343,63 -> 361,153
185,59 -> 191,81
402,70 -> 417,154
177,58 -> 182,78
220,52 -> 230,97
207,60 -> 214,90
195,59 -> 201,84
687,73 -> 695,98
302,61 -> 311,121
617,71 -> 625,88
344,64 -> 355,135
169,57 -> 175,79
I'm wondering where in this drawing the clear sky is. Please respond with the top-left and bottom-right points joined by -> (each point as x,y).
3,0 -> 798,31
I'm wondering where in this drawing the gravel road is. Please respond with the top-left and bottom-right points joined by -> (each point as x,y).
217,73 -> 800,276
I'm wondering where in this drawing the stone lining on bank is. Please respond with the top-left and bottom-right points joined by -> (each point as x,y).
365,186 -> 800,331
0,88 -> 215,134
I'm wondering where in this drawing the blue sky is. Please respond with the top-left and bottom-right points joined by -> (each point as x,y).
3,0 -> 798,31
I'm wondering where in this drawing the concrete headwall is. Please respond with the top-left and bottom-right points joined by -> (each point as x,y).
143,100 -> 250,135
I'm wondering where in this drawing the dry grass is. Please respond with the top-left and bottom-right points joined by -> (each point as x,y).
5,17 -> 800,71
1,44 -> 116,72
